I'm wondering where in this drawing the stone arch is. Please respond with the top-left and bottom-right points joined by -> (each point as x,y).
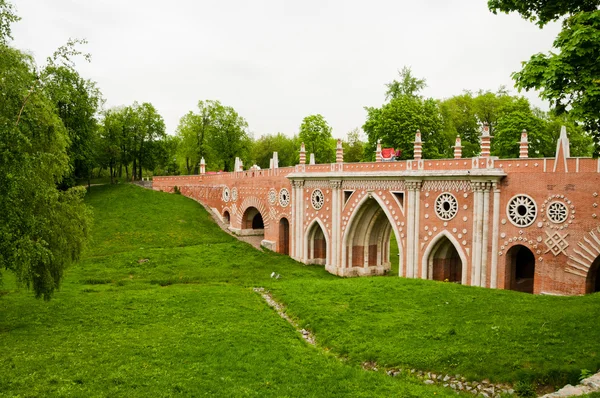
237,196 -> 269,229
305,218 -> 329,266
505,244 -> 536,293
278,217 -> 290,255
422,231 -> 467,284
586,255 -> 600,294
342,192 -> 403,276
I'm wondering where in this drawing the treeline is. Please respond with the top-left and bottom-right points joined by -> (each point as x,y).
23,64 -> 596,186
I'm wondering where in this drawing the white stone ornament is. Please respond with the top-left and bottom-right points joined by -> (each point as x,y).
547,201 -> 568,224
222,187 -> 230,202
507,194 -> 537,227
311,189 -> 324,210
279,188 -> 290,207
435,192 -> 458,220
268,189 -> 277,205
231,187 -> 238,202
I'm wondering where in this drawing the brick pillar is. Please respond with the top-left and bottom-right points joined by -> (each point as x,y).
200,157 -> 205,175
299,142 -> 306,165
413,130 -> 422,160
481,123 -> 491,157
454,136 -> 462,159
336,139 -> 343,163
375,140 -> 382,162
519,130 -> 529,158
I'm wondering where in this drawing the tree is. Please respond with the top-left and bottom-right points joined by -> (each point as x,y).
250,133 -> 298,169
207,105 -> 250,172
99,108 -> 124,184
298,114 -> 334,163
488,0 -> 600,155
492,98 -> 549,157
0,1 -> 91,299
175,100 -> 249,173
45,65 -> 102,187
488,0 -> 599,27
385,66 -> 427,100
363,96 -> 447,160
343,128 -> 365,163
439,92 -> 481,158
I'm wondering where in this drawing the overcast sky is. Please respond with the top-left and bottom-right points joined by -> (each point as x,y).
11,0 -> 561,139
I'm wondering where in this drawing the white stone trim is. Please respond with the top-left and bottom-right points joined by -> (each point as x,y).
340,192 -> 403,276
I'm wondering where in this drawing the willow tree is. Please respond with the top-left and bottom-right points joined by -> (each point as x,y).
0,1 -> 91,299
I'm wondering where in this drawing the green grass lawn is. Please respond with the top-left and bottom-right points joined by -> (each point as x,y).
1,184 -> 599,396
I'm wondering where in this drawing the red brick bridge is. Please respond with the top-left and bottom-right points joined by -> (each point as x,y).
153,127 -> 600,295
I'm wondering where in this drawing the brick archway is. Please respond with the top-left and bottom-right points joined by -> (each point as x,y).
342,192 -> 403,276
422,231 -> 467,284
236,196 -> 269,230
305,218 -> 329,266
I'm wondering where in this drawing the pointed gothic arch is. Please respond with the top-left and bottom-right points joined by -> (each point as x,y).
305,218 -> 329,266
422,231 -> 467,284
341,192 -> 403,276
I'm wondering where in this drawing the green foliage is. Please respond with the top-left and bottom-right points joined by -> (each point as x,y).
363,95 -> 447,160
489,1 -> 600,155
488,0 -> 599,26
514,381 -> 537,397
343,127 -> 365,162
385,66 -> 427,100
0,0 -> 19,44
298,114 -> 335,164
250,132 -> 298,168
176,100 -> 250,173
580,368 -> 593,381
45,65 -> 102,187
0,33 -> 91,299
439,92 -> 481,158
512,10 -> 600,155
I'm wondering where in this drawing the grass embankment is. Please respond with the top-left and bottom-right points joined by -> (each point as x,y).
0,184 -> 453,397
1,184 -> 598,396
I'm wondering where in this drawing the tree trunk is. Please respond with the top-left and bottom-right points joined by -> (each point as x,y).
109,163 -> 114,184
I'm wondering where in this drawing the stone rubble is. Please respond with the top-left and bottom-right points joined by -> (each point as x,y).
540,373 -> 600,397
254,286 -> 600,398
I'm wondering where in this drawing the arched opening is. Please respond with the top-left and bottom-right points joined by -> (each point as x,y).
343,196 -> 399,276
307,221 -> 327,265
586,255 -> 600,294
252,213 -> 264,229
427,236 -> 462,283
223,211 -> 230,225
279,218 -> 290,255
240,206 -> 265,236
505,245 -> 535,293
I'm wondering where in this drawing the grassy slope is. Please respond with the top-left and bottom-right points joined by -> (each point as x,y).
1,184 -> 598,396
0,185 -> 453,397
